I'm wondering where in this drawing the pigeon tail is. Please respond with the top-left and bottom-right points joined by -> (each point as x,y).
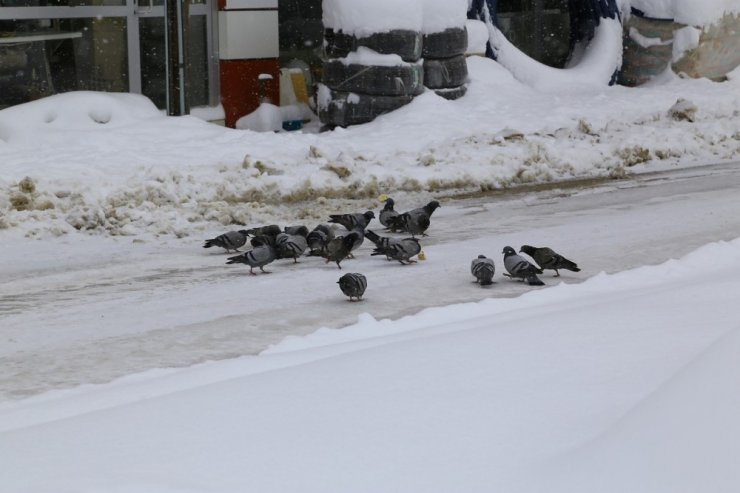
525,273 -> 545,286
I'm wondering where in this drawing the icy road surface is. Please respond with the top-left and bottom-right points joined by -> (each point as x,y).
1,160 -> 740,401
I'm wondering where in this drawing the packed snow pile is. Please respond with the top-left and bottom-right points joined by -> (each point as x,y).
1,56 -> 739,239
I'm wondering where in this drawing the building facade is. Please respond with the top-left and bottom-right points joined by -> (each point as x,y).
1,0 -> 738,127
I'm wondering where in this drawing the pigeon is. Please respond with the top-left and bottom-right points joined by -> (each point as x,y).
328,211 -> 375,231
387,200 -> 440,237
283,225 -> 309,236
365,229 -> 397,260
203,230 -> 250,253
519,245 -> 581,277
226,235 -> 276,274
307,224 -> 335,256
471,255 -> 495,285
323,231 -> 361,269
502,246 -> 544,286
275,229 -> 308,263
245,224 -> 282,239
338,273 -> 367,301
379,197 -> 400,230
371,237 -> 421,264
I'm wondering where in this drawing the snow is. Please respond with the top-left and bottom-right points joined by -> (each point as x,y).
1,238 -> 740,492
322,0 -> 467,35
628,26 -> 671,48
485,17 -> 624,90
2,55 -> 738,239
672,25 -> 701,62
629,0 -> 740,26
1,5 -> 740,490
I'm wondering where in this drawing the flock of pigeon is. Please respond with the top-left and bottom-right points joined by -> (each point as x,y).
203,197 -> 580,301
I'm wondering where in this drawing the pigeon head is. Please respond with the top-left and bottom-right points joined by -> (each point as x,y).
519,245 -> 536,256
364,211 -> 376,220
478,254 -> 488,259
425,200 -> 441,213
382,198 -> 395,209
502,246 -> 516,256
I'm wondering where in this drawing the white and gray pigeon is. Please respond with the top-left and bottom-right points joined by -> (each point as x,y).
519,245 -> 580,277
225,235 -> 276,274
471,255 -> 495,285
338,273 -> 367,301
371,237 -> 421,264
502,246 -> 544,286
379,198 -> 400,230
328,211 -> 375,231
203,230 -> 249,253
387,200 -> 440,237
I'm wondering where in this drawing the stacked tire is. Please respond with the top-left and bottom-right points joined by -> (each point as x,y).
319,0 -> 425,128
421,2 -> 470,101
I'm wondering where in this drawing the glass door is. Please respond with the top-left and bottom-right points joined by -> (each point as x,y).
133,0 -> 213,109
0,0 -> 215,109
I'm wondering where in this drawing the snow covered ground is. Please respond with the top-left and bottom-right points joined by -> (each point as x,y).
1,36 -> 740,493
1,56 -> 739,239
1,234 -> 739,492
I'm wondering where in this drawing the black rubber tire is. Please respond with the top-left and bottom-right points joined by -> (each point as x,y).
321,60 -> 424,97
423,55 -> 469,89
318,87 -> 414,127
422,27 -> 468,58
324,28 -> 423,63
434,84 -> 468,100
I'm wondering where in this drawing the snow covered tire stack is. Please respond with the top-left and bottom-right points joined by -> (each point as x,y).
319,0 -> 425,128
422,27 -> 469,100
323,28 -> 423,63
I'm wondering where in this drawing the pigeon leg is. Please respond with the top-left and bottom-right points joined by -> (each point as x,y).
249,268 -> 257,276
553,270 -> 560,277
260,266 -> 271,274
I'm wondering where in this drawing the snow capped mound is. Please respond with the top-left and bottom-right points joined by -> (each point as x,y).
0,92 -> 161,144
322,0 -> 423,35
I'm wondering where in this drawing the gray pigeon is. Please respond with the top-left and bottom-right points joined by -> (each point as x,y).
338,273 -> 367,301
471,255 -> 495,285
226,235 -> 276,274
203,230 -> 249,253
502,246 -> 544,286
323,232 -> 361,269
371,237 -> 421,264
379,198 -> 400,230
328,211 -> 375,231
307,224 -> 335,256
387,200 -> 440,237
283,225 -> 309,236
519,245 -> 580,277
245,224 -> 282,239
275,230 -> 308,263
365,229 -> 397,260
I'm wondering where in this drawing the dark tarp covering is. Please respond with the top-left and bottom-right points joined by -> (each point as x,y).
468,0 -> 621,58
